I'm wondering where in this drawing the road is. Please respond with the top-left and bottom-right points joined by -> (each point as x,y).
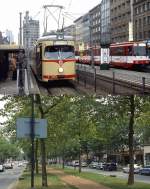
0,164 -> 24,189
82,167 -> 150,184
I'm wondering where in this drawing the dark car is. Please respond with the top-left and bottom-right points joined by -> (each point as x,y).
139,166 -> 150,175
103,163 -> 117,171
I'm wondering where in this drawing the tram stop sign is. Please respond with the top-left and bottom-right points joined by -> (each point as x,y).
16,118 -> 47,138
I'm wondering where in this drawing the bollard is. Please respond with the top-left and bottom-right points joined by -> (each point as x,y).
94,67 -> 96,92
142,77 -> 145,94
84,66 -> 86,88
112,71 -> 115,94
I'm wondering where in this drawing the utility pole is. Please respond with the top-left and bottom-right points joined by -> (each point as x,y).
19,12 -> 22,46
31,95 -> 35,189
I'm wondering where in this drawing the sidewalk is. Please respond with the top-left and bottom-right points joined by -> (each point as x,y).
47,168 -> 110,189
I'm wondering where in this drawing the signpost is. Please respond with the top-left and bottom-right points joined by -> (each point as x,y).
16,118 -> 47,138
16,111 -> 47,189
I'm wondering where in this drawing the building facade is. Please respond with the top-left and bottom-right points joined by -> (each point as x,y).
23,11 -> 40,49
110,0 -> 133,43
89,4 -> 101,47
74,14 -> 90,50
63,25 -> 76,39
133,0 -> 150,41
5,30 -> 14,44
100,0 -> 111,45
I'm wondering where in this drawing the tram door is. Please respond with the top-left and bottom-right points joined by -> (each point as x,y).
36,44 -> 42,79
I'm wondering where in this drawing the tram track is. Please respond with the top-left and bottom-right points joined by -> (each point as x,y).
76,68 -> 150,95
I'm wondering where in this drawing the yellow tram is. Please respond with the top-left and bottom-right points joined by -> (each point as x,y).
33,33 -> 76,82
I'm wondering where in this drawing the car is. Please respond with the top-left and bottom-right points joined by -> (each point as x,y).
0,164 -> 4,172
96,162 -> 105,170
122,164 -> 142,174
72,160 -> 79,167
4,163 -> 13,169
89,161 -> 99,169
139,166 -> 150,175
103,163 -> 117,171
81,162 -> 87,167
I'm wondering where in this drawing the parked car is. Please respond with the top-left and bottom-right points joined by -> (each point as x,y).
89,161 -> 99,169
72,160 -> 79,167
0,164 -> 4,172
122,164 -> 142,174
103,163 -> 117,171
81,162 -> 87,167
96,162 -> 105,170
4,162 -> 13,169
139,166 -> 150,175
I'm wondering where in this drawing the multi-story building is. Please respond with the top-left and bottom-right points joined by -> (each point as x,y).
74,13 -> 90,50
89,4 -> 101,47
74,16 -> 83,50
110,0 -> 133,43
63,25 -> 75,39
133,0 -> 150,41
5,30 -> 14,44
82,13 -> 90,49
101,0 -> 111,46
23,11 -> 40,49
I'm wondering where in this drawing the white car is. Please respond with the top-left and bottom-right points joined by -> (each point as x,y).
4,163 -> 13,169
0,164 -> 4,172
123,164 -> 142,174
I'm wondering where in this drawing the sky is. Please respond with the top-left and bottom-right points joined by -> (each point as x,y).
0,0 -> 101,43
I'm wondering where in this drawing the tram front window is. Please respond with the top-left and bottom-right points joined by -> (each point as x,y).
133,46 -> 146,56
45,45 -> 75,60
60,45 -> 75,59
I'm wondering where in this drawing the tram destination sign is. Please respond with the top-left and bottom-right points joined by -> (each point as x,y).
16,118 -> 47,138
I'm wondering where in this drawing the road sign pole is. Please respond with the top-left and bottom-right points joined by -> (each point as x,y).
31,94 -> 35,189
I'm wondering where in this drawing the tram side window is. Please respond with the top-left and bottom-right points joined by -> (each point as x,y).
127,46 -> 133,56
110,47 -> 124,56
133,46 -> 146,56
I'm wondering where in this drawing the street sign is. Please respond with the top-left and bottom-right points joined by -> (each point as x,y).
16,118 -> 47,138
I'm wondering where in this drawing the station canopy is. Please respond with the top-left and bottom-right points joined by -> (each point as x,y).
0,44 -> 24,53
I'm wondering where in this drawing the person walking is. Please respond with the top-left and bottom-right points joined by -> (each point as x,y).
11,54 -> 17,80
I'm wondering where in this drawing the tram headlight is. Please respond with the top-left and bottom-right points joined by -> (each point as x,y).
58,67 -> 64,73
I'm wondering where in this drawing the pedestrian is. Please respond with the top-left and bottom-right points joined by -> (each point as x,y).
11,54 -> 17,80
0,53 -> 5,81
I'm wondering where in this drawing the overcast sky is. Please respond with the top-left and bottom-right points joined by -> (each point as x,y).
0,0 -> 101,43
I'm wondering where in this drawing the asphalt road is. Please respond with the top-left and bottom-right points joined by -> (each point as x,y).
0,164 -> 24,189
82,167 -> 150,184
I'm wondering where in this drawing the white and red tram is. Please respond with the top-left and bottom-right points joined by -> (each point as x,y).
76,41 -> 150,70
110,41 -> 150,69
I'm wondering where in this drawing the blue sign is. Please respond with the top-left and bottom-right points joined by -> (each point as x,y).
16,118 -> 47,138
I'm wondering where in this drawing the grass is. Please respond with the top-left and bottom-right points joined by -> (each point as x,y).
15,172 -> 77,189
62,167 -> 150,189
15,165 -> 150,189
48,165 -> 150,189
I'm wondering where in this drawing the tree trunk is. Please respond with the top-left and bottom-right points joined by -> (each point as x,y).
79,145 -> 82,173
128,95 -> 135,185
35,139 -> 39,174
41,139 -> 48,187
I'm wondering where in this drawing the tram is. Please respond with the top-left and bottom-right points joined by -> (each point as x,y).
32,33 -> 76,82
110,41 -> 150,69
76,41 -> 150,70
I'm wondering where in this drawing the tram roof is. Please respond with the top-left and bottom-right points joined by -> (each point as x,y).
38,35 -> 74,42
0,44 -> 24,52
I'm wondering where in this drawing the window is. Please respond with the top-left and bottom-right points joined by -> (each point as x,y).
45,45 -> 75,60
133,45 -> 146,56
